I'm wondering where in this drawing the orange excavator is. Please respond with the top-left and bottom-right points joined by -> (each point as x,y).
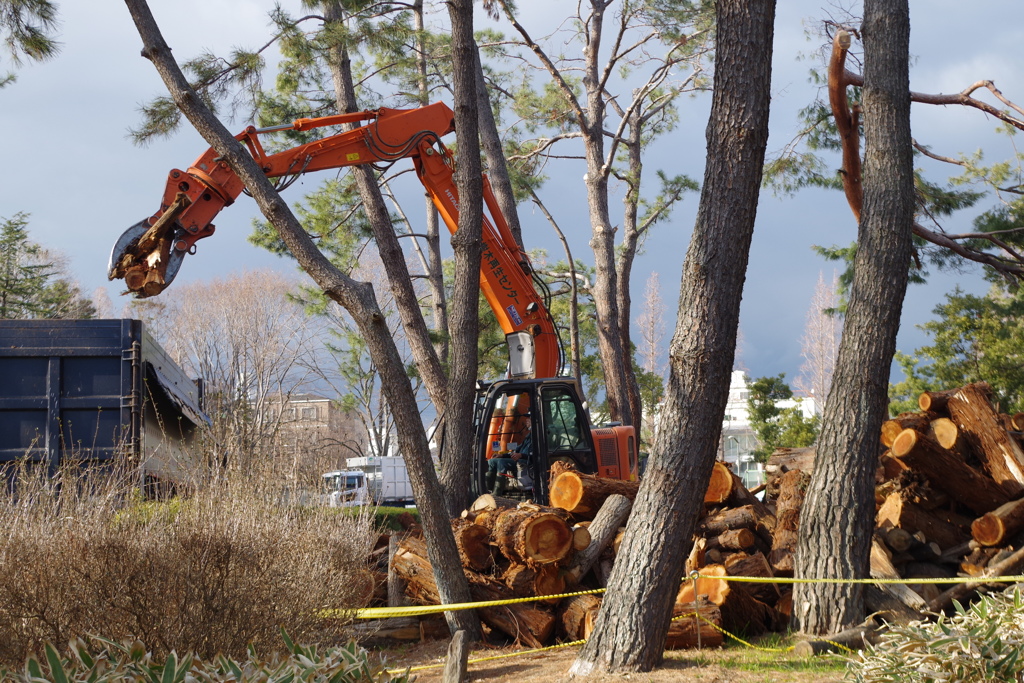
108,102 -> 638,504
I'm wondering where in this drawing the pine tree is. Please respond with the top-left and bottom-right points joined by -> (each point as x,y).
0,212 -> 54,318
0,212 -> 95,319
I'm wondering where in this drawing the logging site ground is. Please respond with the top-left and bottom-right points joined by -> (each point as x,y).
383,638 -> 847,682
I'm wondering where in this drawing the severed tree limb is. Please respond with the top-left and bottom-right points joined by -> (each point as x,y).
828,29 -> 1024,283
926,543 -> 1024,613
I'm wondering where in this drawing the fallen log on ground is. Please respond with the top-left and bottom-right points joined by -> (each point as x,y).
665,601 -> 724,649
564,493 -> 632,585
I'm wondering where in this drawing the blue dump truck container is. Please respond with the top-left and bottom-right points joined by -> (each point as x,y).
0,319 -> 208,488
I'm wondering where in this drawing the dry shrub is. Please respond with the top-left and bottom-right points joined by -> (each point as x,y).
0,459 -> 376,666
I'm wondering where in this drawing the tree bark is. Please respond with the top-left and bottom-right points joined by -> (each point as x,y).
565,493 -> 633,585
794,0 -> 915,636
322,5 -> 448,416
570,0 -> 775,672
947,382 -> 1024,495
438,0 -> 484,518
121,0 -> 481,641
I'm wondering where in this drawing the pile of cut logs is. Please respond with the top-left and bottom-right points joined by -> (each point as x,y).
376,458 -> 790,649
362,381 -> 1024,649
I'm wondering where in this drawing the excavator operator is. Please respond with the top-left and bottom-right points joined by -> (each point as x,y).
485,395 -> 533,496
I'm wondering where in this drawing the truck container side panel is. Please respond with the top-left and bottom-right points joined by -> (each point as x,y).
0,320 -> 205,483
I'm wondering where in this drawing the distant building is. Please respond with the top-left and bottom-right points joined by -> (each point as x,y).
720,370 -> 817,489
261,393 -> 366,471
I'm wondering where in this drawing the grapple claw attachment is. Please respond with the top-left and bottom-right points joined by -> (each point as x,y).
107,193 -> 191,298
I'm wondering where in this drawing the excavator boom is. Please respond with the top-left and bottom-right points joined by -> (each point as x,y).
108,102 -> 559,378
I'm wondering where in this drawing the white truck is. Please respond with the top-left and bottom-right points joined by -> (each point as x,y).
345,456 -> 415,507
321,470 -> 370,507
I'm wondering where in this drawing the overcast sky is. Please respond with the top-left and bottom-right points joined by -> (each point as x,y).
1,1 -> 1021,384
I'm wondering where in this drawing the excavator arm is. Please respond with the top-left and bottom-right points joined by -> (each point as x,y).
109,102 -> 560,378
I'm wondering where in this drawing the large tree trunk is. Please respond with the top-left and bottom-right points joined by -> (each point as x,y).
569,0 -> 775,673
437,0 -> 484,518
413,0 -> 449,366
793,0 -> 915,636
581,3 -> 633,428
121,0 -> 482,641
323,3 -> 447,414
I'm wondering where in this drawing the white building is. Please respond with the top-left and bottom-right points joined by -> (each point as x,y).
720,370 -> 817,489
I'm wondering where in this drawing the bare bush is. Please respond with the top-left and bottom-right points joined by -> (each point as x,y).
0,459 -> 375,666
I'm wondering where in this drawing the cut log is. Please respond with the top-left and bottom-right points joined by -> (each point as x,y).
503,563 -> 565,599
464,494 -> 517,520
451,519 -> 493,572
686,536 -> 707,574
793,624 -> 883,656
728,470 -> 777,528
903,562 -> 956,604
928,417 -> 962,451
700,505 -> 759,535
557,594 -> 602,641
393,536 -> 556,647
707,528 -> 757,552
724,551 -> 780,605
466,574 -> 555,647
928,543 -> 1024,613
971,497 -> 1024,547
549,471 -> 640,519
876,491 -> 969,551
891,428 -> 1010,514
571,524 -> 592,551
1013,413 -> 1024,432
442,630 -> 469,683
665,601 -> 725,649
870,538 -> 926,611
765,447 -> 815,502
704,461 -> 735,504
769,469 -> 810,574
919,389 -> 958,414
878,451 -> 909,481
565,494 -> 633,585
388,533 -> 412,609
880,412 -> 934,448
676,564 -> 784,636
493,506 -> 574,566
864,585 -> 920,624
947,382 -> 1024,495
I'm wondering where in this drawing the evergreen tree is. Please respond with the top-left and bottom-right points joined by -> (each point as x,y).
0,0 -> 59,87
890,285 -> 1024,414
0,212 -> 54,318
0,212 -> 95,319
747,374 -> 819,462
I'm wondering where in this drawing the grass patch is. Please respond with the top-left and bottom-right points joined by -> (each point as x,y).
682,633 -> 847,675
340,505 -> 420,532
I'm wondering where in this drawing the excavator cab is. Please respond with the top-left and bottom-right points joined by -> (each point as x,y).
471,377 -> 638,505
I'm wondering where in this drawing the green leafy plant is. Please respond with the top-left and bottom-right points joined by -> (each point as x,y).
847,585 -> 1024,682
3,631 -> 408,683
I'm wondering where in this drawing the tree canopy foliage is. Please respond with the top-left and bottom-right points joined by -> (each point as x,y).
0,212 -> 95,320
0,0 -> 59,87
890,284 -> 1024,414
746,374 -> 818,462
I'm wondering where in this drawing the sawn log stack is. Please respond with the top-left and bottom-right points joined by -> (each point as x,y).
368,381 -> 1024,650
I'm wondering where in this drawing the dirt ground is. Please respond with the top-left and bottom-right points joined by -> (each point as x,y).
380,638 -> 849,683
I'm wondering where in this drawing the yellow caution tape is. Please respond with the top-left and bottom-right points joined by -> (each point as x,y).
341,587 -> 606,620
718,574 -> 1024,585
346,573 -> 1024,620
